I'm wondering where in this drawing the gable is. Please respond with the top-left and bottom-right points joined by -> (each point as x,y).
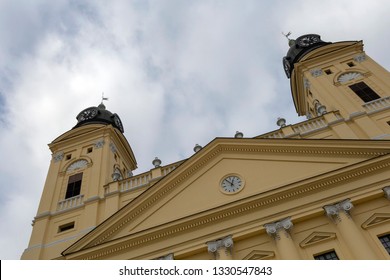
128,154 -> 352,234
62,138 -> 390,258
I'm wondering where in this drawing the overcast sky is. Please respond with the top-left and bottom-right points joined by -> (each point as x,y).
1,0 -> 390,260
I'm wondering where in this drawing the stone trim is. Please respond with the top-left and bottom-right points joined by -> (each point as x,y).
207,235 -> 233,253
264,217 -> 293,239
324,199 -> 353,223
383,186 -> 390,200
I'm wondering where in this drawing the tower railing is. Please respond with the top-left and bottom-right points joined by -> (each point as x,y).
292,117 -> 327,134
57,194 -> 84,211
119,161 -> 183,192
259,115 -> 329,139
120,172 -> 153,192
362,96 -> 390,113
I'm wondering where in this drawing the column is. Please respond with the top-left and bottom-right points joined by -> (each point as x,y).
324,199 -> 377,259
264,217 -> 301,259
207,235 -> 233,260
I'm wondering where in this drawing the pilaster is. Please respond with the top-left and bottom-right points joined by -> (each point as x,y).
207,235 -> 234,260
264,217 -> 301,259
324,199 -> 378,259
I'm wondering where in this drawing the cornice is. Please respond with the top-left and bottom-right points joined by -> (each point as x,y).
64,151 -> 390,260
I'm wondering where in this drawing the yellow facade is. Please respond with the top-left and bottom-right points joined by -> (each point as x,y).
21,34 -> 390,260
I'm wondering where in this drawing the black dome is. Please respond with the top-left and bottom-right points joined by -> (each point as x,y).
282,34 -> 331,78
73,103 -> 124,133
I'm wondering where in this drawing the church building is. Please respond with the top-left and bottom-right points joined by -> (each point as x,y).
21,34 -> 390,260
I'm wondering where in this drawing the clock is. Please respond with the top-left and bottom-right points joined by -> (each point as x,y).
220,175 -> 244,194
283,57 -> 291,78
296,34 -> 320,47
113,114 -> 124,133
78,108 -> 98,122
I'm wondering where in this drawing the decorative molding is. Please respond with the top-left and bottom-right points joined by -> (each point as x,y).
323,199 -> 353,223
361,213 -> 390,229
110,142 -> 117,154
310,69 -> 323,77
53,151 -> 64,162
337,72 -> 362,84
354,54 -> 366,63
299,232 -> 336,248
264,217 -> 293,239
304,78 -> 311,89
383,186 -> 390,200
112,167 -> 123,181
67,159 -> 88,173
207,235 -> 233,257
95,139 -> 105,149
243,250 -> 275,260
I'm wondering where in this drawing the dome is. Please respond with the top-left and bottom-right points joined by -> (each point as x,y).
282,34 -> 330,78
73,103 -> 124,133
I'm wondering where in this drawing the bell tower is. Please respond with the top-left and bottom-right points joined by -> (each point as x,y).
21,102 -> 137,259
283,34 -> 390,139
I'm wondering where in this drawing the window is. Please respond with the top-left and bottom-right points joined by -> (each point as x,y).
65,173 -> 83,199
347,61 -> 355,67
65,154 -> 72,160
349,82 -> 381,103
58,222 -> 75,233
378,234 -> 390,255
87,147 -> 93,154
314,250 -> 339,260
325,69 -> 332,75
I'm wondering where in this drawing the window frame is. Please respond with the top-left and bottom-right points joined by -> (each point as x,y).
65,173 -> 83,199
378,234 -> 390,255
349,82 -> 381,103
313,250 -> 339,260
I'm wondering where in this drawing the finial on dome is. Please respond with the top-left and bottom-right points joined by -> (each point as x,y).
282,31 -> 295,47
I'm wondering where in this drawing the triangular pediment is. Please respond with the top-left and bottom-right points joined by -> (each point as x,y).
361,213 -> 390,229
300,232 -> 337,248
62,138 -> 390,258
243,250 -> 275,260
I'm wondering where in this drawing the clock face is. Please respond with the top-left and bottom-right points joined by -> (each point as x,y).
78,108 -> 98,121
220,175 -> 244,194
113,114 -> 124,132
283,57 -> 291,78
297,35 -> 320,47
